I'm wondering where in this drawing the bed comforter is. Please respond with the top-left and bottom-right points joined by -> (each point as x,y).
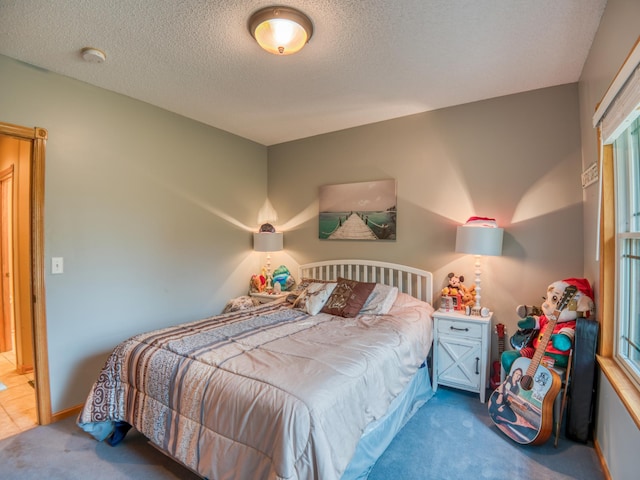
78,292 -> 434,480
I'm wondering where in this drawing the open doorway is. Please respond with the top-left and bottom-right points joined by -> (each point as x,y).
0,144 -> 36,438
0,165 -> 14,356
0,122 -> 49,435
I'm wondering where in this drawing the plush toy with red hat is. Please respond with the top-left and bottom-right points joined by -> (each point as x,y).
502,278 -> 594,372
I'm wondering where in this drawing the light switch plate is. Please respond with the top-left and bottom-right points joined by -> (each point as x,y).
52,257 -> 64,274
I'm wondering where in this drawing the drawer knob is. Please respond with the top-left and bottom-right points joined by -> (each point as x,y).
450,326 -> 469,332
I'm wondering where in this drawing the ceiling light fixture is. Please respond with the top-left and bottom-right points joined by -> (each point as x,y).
248,6 -> 313,55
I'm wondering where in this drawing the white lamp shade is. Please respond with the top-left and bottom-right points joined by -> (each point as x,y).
253,232 -> 283,252
455,226 -> 503,256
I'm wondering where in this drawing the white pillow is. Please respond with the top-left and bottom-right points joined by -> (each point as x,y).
360,284 -> 399,315
293,282 -> 337,315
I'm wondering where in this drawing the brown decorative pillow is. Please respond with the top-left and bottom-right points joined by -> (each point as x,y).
321,277 -> 376,318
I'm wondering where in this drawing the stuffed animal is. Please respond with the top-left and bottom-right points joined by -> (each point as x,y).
272,265 -> 296,291
460,284 -> 476,308
501,278 -> 594,372
515,304 -> 543,318
249,274 -> 267,293
442,272 -> 465,296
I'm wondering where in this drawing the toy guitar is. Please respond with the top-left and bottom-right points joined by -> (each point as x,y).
487,285 -> 577,445
490,323 -> 506,390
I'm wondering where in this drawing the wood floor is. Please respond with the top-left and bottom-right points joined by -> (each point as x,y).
0,349 -> 37,440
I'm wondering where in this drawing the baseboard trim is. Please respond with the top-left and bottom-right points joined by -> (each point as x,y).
16,365 -> 34,375
51,404 -> 82,423
594,437 -> 612,480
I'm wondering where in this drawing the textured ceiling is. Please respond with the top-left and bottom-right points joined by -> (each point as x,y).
0,0 -> 606,146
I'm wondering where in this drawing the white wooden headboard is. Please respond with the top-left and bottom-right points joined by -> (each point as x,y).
298,259 -> 433,304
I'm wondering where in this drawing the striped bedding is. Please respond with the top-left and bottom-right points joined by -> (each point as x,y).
78,292 -> 434,480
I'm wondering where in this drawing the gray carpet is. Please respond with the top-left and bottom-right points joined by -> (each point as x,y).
369,387 -> 604,480
0,387 -> 604,480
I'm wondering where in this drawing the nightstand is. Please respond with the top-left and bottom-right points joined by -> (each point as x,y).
432,309 -> 492,402
250,292 -> 288,304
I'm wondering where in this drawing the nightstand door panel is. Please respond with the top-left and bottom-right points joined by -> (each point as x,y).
436,335 -> 482,392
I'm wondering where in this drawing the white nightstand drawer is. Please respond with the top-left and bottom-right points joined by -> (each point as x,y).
437,318 -> 483,339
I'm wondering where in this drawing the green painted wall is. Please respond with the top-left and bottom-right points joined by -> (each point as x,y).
0,55 -> 268,412
268,83 -> 585,351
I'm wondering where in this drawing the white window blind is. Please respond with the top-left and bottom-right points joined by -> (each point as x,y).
593,39 -> 640,144
600,65 -> 640,143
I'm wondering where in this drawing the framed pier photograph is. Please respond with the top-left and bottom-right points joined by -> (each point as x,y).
318,179 -> 397,240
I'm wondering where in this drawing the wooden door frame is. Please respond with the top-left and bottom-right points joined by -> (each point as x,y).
0,121 -> 49,424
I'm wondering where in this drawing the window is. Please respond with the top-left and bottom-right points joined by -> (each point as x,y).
593,40 -> 640,426
613,117 -> 640,386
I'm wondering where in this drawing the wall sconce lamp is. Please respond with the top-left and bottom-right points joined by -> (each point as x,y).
248,6 -> 313,55
455,217 -> 503,315
253,223 -> 284,290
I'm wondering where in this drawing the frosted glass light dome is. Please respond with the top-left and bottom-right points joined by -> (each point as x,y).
249,6 -> 313,55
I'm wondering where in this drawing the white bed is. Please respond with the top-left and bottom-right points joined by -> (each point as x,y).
298,259 -> 432,302
78,260 -> 435,480
299,260 -> 434,479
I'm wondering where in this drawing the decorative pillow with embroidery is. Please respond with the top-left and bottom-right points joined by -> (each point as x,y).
222,295 -> 259,313
293,282 -> 337,315
360,283 -> 399,315
321,277 -> 376,318
288,277 -> 329,296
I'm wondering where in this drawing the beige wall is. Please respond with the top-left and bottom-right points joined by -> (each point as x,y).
268,83 -> 585,361
578,1 -> 640,479
0,55 -> 268,413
